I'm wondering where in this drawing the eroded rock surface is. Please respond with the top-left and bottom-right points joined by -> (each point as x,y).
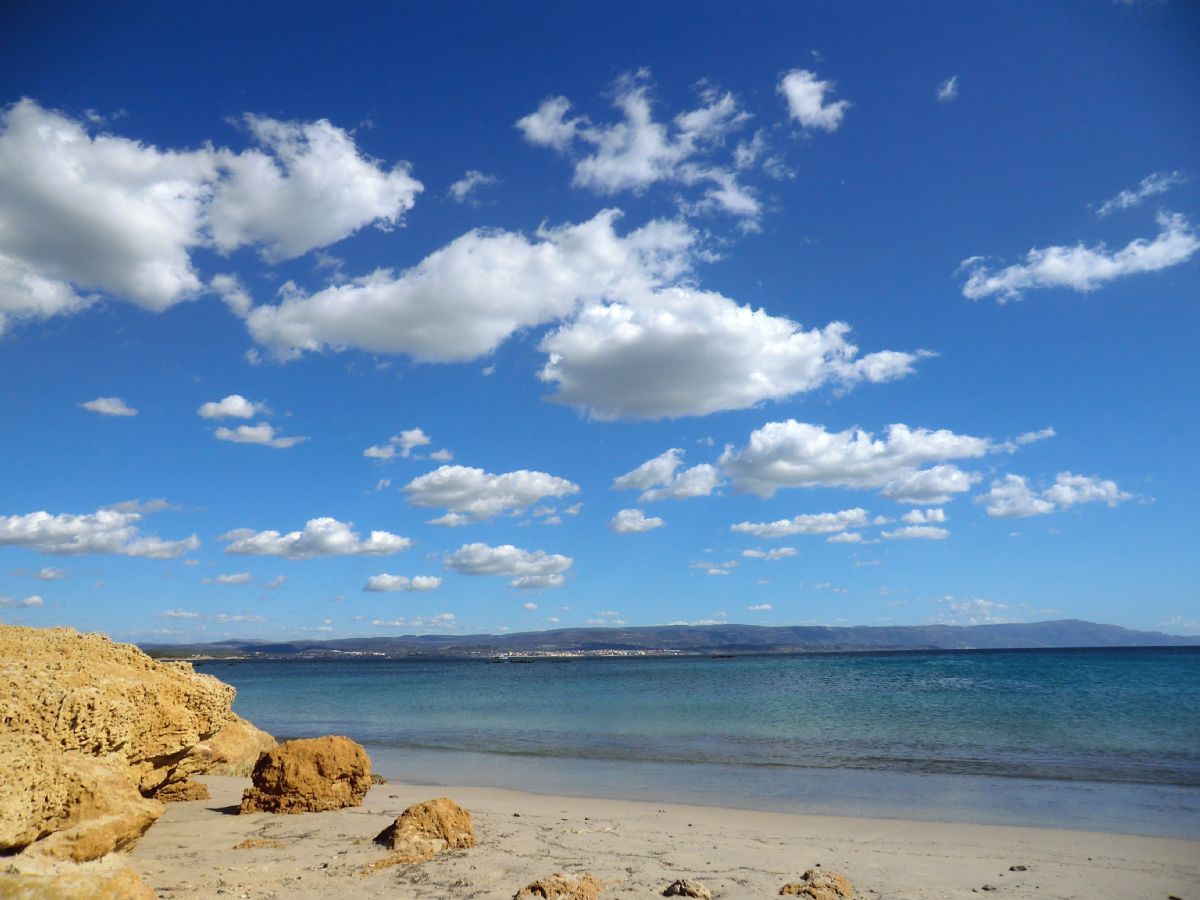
0,625 -> 238,861
239,735 -> 372,814
187,713 -> 277,777
373,797 -> 476,864
779,868 -> 855,899
154,779 -> 210,803
515,872 -> 605,899
663,878 -> 713,898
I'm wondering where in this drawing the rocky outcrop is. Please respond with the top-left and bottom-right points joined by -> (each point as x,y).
239,735 -> 372,814
514,873 -> 605,899
663,879 -> 713,898
0,855 -> 157,899
0,625 -> 239,862
186,713 -> 277,777
779,868 -> 855,899
373,797 -> 476,864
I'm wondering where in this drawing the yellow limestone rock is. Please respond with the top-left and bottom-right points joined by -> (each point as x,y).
239,735 -> 372,814
514,873 -> 605,899
363,797 -> 476,872
779,868 -> 855,899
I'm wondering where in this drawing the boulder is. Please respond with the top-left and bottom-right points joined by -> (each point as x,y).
186,713 -> 277,777
154,779 -> 210,802
239,735 -> 372,814
374,797 -> 476,863
663,878 -> 713,898
514,873 -> 605,899
779,868 -> 855,899
0,851 -> 157,899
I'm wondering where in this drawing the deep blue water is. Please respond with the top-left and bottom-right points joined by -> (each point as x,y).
196,647 -> 1200,838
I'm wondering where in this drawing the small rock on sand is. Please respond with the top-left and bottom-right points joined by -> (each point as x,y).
372,797 -> 476,865
514,872 -> 605,899
779,867 -> 854,898
663,877 -> 713,898
233,837 -> 288,850
239,735 -> 372,815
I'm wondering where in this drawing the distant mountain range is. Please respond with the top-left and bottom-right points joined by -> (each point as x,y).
141,619 -> 1200,659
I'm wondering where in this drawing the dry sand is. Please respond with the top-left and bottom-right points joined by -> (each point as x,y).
127,775 -> 1199,899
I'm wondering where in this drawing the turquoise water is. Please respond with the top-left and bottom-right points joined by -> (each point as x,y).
196,647 -> 1200,838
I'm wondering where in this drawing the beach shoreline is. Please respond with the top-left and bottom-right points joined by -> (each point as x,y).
127,774 -> 1200,899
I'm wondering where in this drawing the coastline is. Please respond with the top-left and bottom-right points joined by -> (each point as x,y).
128,775 -> 1200,899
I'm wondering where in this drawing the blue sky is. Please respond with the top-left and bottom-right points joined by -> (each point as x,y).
1,1 -> 1198,642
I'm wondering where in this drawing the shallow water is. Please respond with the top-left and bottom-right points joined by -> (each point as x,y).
197,647 -> 1200,838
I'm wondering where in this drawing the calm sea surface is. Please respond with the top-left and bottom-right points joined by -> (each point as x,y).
196,647 -> 1200,838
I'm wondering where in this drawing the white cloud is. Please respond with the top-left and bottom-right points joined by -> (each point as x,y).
747,603 -> 773,611
448,170 -> 498,204
877,464 -> 980,504
81,397 -> 137,417
429,448 -> 453,461
203,572 -> 252,585
263,575 -> 286,590
208,114 -> 421,262
370,613 -> 456,629
721,420 -> 991,500
731,508 -> 869,538
214,422 -> 307,449
778,69 -> 850,131
978,472 -> 1130,518
612,449 -> 720,501
541,296 -> 925,420
1097,171 -> 1189,217
936,76 -> 959,103
363,427 -> 432,460
882,525 -> 949,540
158,609 -> 203,619
198,394 -> 265,419
522,601 -> 538,611
220,517 -> 411,558
961,212 -> 1200,302
35,567 -> 67,580
826,532 -> 862,544
609,508 -> 665,534
0,506 -> 198,558
516,72 -> 759,223
244,210 -> 692,362
363,573 -> 442,592
1013,426 -> 1056,446
742,547 -> 797,560
0,594 -> 43,609
444,542 -> 573,589
0,100 -> 418,333
900,508 -> 946,525
937,595 -> 1011,625
403,465 -> 580,523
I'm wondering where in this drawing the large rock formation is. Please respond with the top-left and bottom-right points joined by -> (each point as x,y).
779,868 -> 855,899
193,713 -> 277,776
0,854 -> 157,899
372,797 -> 476,865
0,625 -> 262,866
239,735 -> 372,814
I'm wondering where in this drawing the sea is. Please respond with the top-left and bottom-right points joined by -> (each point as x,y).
194,647 -> 1200,839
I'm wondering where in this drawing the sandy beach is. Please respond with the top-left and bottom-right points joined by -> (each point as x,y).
126,775 -> 1200,899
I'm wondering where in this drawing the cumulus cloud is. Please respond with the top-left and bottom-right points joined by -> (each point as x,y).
202,572 -> 252,585
936,76 -> 959,103
612,448 -> 720,501
403,465 -> 579,524
444,542 -> 573,590
609,508 -> 665,534
448,170 -> 498,204
35,567 -> 67,580
882,525 -> 949,540
371,613 -> 456,629
263,575 -> 286,590
541,296 -> 925,420
197,394 -> 265,419
214,422 -> 307,449
938,595 -> 1011,625
516,72 -> 759,223
0,506 -> 198,558
961,212 -> 1200,302
742,547 -> 797,560
0,100 -> 419,334
721,420 -> 992,501
81,397 -> 137,417
747,603 -> 773,611
778,69 -> 850,131
827,531 -> 863,544
900,508 -> 946,524
732,508 -> 869,538
1097,171 -> 1189,218
978,472 -> 1130,518
1013,426 -> 1056,447
363,573 -> 442,592
219,517 -> 411,558
877,464 -> 979,504
363,427 -> 433,460
0,594 -> 43,609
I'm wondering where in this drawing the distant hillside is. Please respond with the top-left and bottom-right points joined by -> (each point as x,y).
141,619 -> 1200,659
